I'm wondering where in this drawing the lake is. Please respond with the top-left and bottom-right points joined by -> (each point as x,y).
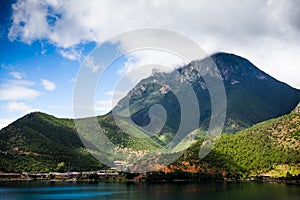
0,181 -> 299,200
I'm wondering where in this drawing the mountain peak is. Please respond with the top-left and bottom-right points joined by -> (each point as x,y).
19,111 -> 52,121
208,52 -> 269,81
114,52 -> 300,133
174,52 -> 271,85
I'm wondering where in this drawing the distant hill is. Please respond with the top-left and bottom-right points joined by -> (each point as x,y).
0,112 -> 102,172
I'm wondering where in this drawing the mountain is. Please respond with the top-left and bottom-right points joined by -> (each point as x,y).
1,108 -> 299,175
1,52 -> 300,173
113,52 -> 300,134
167,111 -> 300,178
0,112 -> 102,172
0,112 -> 162,172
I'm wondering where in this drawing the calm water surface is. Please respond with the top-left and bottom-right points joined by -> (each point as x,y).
0,181 -> 299,200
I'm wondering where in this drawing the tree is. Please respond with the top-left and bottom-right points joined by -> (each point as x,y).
56,162 -> 65,172
88,172 -> 99,181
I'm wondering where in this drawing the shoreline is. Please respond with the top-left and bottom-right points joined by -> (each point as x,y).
0,177 -> 299,185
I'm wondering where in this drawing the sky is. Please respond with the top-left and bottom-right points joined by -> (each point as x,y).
1,0 -> 300,129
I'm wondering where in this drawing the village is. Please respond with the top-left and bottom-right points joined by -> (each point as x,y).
0,161 -> 127,181
0,170 -> 121,181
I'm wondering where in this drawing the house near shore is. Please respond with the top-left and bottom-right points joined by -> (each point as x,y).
0,173 -> 24,179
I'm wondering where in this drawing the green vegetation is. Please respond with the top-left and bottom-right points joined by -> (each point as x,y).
56,162 -> 66,173
0,108 -> 299,177
265,164 -> 300,178
98,114 -> 162,150
0,112 -> 102,172
0,53 -> 299,179
0,112 -> 163,173
171,113 -> 300,178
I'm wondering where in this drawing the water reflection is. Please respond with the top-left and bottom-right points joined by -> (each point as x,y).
0,181 -> 299,200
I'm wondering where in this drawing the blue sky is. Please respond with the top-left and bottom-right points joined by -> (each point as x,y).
0,1 -> 118,127
1,0 -> 300,129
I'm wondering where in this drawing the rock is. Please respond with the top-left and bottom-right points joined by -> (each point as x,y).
292,102 -> 300,113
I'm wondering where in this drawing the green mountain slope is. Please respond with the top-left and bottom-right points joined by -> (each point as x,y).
0,112 -> 102,172
0,112 -> 162,172
0,52 -> 299,174
172,112 -> 300,178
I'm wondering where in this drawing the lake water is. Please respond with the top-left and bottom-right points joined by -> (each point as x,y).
0,181 -> 299,200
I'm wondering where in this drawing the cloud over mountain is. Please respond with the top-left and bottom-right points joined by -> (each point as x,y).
7,0 -> 300,89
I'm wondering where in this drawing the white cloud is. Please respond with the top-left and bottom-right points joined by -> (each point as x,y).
105,90 -> 127,98
0,80 -> 41,101
0,118 -> 15,130
94,100 -> 113,114
7,0 -> 300,88
84,56 -> 100,73
5,101 -> 34,113
9,0 -> 298,46
74,99 -> 113,116
94,91 -> 128,114
58,48 -> 82,61
105,90 -> 128,107
41,79 -> 56,91
9,71 -> 25,79
117,50 -> 186,83
8,0 -> 51,44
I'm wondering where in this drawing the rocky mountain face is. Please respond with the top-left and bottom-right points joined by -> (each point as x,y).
292,102 -> 300,113
113,52 -> 300,134
114,53 -> 300,133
